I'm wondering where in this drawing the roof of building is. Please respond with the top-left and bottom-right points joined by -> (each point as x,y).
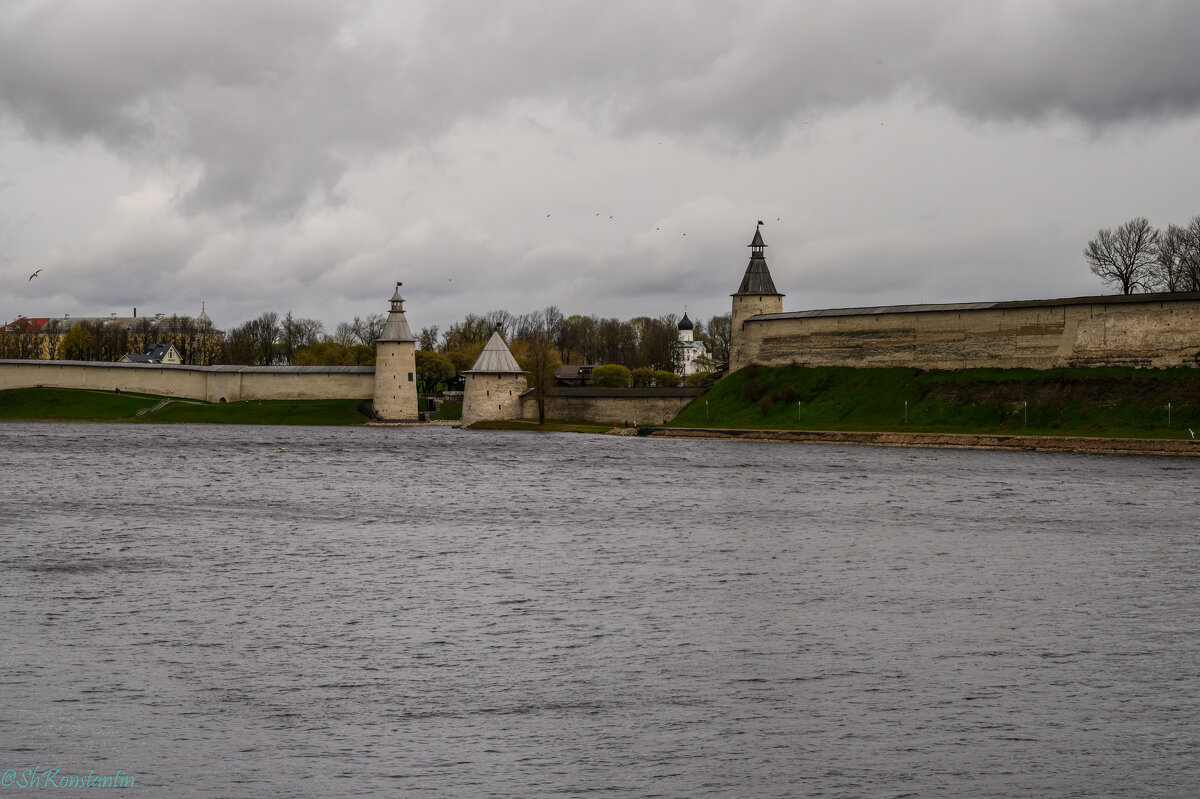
748,291 -> 1200,322
119,342 -> 178,363
3,313 -> 218,333
466,331 -> 525,373
377,286 -> 416,342
734,227 -> 782,296
1,317 -> 51,333
678,311 -> 693,330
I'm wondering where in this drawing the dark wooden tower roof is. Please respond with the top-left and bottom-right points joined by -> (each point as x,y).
734,224 -> 782,295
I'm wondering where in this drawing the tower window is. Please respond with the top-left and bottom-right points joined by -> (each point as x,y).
408,372 -> 413,381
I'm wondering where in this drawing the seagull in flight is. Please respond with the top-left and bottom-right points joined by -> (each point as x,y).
28,269 -> 42,281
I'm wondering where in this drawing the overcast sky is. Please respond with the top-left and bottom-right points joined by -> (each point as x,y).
3,1 -> 1200,334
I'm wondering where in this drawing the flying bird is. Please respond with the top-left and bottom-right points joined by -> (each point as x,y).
1189,428 -> 1195,439
28,269 -> 42,281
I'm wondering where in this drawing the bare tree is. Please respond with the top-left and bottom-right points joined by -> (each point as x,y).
706,313 -> 731,365
1148,216 -> 1200,292
516,311 -> 559,425
1085,217 -> 1159,295
484,309 -> 515,339
220,320 -> 258,365
279,312 -> 323,364
352,313 -> 386,347
441,313 -> 493,352
41,319 -> 63,359
417,325 -> 439,352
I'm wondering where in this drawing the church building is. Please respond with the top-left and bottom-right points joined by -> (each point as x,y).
673,308 -> 711,376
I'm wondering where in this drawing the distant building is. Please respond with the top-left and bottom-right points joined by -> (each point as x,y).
673,308 -> 711,376
0,306 -> 220,363
555,364 -> 600,386
119,343 -> 183,364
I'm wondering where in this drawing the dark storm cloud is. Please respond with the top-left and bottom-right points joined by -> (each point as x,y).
2,1 -> 1200,217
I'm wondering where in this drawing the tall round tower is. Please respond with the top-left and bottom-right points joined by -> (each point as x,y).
730,223 -> 784,372
373,282 -> 419,421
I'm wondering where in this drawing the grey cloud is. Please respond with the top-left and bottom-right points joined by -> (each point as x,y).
3,1 -> 1200,220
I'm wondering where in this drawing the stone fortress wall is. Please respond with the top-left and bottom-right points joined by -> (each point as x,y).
516,388 -> 704,426
736,294 -> 1200,372
0,359 -> 373,403
730,225 -> 1200,373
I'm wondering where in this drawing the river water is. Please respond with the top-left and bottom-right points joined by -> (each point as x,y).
1,422 -> 1198,798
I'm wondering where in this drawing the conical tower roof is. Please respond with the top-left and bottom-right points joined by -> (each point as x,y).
378,282 -> 416,342
734,225 -> 783,296
466,330 -> 525,373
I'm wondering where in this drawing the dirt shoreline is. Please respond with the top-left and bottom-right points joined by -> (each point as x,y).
640,427 -> 1200,457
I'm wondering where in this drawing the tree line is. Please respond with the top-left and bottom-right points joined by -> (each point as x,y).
1,306 -> 732,392
414,308 -> 731,420
1086,216 -> 1200,294
420,308 -> 730,373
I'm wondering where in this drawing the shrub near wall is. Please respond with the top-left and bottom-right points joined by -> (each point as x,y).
591,364 -> 631,387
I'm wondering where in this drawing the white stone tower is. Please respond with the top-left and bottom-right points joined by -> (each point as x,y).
461,329 -> 528,428
372,282 -> 419,421
730,223 -> 784,372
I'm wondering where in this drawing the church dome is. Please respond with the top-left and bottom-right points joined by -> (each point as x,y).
678,312 -> 694,331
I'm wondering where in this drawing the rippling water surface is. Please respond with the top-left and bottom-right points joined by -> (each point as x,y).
1,422 -> 1199,797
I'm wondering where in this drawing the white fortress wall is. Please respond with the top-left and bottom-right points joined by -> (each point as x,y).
0,360 -> 374,402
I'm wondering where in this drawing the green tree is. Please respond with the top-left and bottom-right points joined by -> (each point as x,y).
515,309 -> 560,424
654,370 -> 680,387
59,325 -> 93,360
592,364 -> 631,387
445,350 -> 474,375
415,350 -> 456,393
417,325 -> 440,352
293,342 -> 356,365
630,368 -> 653,387
705,313 -> 732,365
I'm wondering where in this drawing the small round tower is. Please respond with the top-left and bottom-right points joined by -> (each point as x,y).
373,282 -> 419,421
730,223 -> 784,372
461,328 -> 528,427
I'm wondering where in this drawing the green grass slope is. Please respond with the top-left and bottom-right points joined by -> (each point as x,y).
145,398 -> 368,425
0,388 -> 369,426
668,365 -> 1200,439
0,387 -> 163,420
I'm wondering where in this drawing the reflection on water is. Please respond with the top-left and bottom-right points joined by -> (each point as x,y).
2,422 -> 1199,798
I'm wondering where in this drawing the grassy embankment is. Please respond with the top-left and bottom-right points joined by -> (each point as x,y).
0,387 -> 369,425
667,365 -> 1200,439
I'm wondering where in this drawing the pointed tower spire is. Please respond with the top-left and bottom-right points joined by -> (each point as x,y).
466,330 -> 525,373
729,223 -> 785,372
378,281 -> 416,342
736,223 -> 780,295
